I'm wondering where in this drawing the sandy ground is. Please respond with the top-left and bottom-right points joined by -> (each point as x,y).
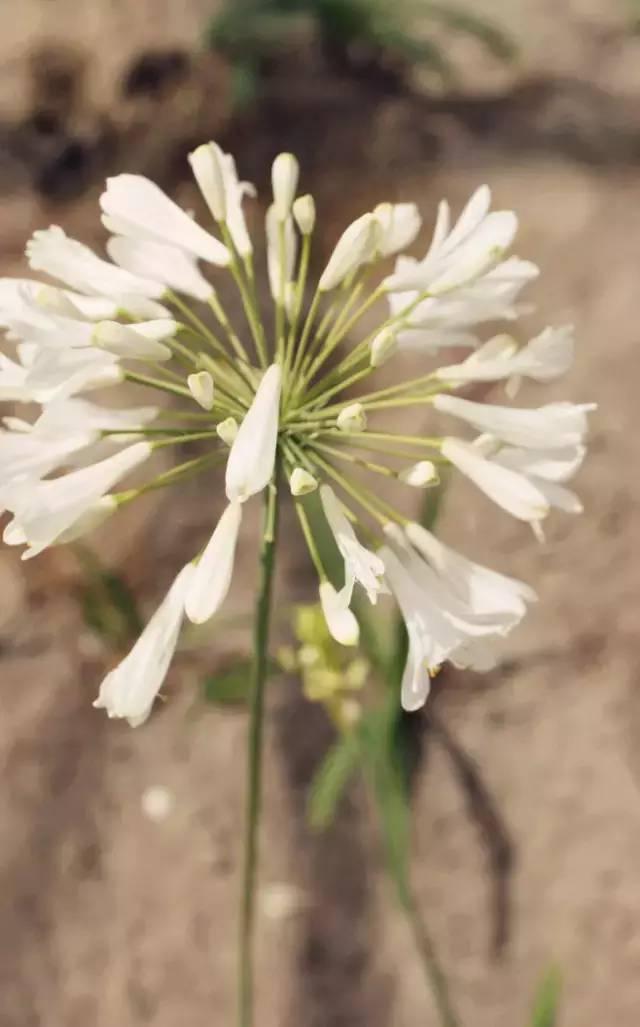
1,3 -> 640,1026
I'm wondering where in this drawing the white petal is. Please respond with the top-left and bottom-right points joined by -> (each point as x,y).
94,564 -> 193,726
293,195 -> 315,235
320,485 -> 387,603
100,175 -> 230,266
185,502 -> 242,624
319,581 -> 359,646
92,321 -> 173,361
319,214 -> 379,291
107,236 -> 214,302
374,202 -> 422,257
188,142 -> 227,220
435,394 -> 595,450
494,444 -> 585,483
26,226 -> 165,299
266,206 -> 297,302
225,364 -> 281,502
442,437 -> 549,522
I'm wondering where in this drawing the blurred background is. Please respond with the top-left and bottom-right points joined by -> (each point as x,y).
1,2 -> 639,1025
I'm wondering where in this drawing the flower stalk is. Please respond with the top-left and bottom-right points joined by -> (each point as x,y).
238,470 -> 280,1027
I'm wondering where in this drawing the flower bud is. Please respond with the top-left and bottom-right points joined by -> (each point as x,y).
188,143 -> 226,220
336,402 -> 367,433
293,194 -> 316,235
93,321 -> 173,362
399,461 -> 438,487
369,327 -> 397,367
272,153 -> 299,221
289,467 -> 318,496
319,582 -> 359,647
187,371 -> 215,411
319,213 -> 379,292
216,417 -> 238,445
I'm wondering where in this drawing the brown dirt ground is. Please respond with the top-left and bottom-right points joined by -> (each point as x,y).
1,3 -> 640,1026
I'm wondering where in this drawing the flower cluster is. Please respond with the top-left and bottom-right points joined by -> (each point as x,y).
0,142 -> 593,721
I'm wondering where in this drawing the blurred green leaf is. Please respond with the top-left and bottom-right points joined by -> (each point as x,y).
203,659 -> 280,705
75,545 -> 142,646
529,966 -> 562,1027
424,2 -> 517,62
308,729 -> 362,829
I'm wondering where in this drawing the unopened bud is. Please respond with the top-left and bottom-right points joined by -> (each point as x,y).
399,461 -> 438,487
293,194 -> 316,235
187,371 -> 215,411
272,153 -> 299,221
319,214 -> 379,292
370,327 -> 397,367
188,142 -> 226,220
289,467 -> 318,496
216,417 -> 238,446
336,402 -> 367,433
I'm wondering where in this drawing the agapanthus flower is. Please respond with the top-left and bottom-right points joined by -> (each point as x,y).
0,142 -> 594,718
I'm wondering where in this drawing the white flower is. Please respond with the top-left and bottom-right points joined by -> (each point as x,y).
225,364 -> 281,502
374,202 -> 421,257
319,213 -> 379,292
266,205 -> 297,303
319,581 -> 360,646
320,485 -> 387,604
404,521 -> 536,622
384,186 -> 517,295
185,502 -> 242,624
188,142 -> 255,257
435,325 -> 574,385
442,436 -> 550,524
100,175 -> 230,265
93,564 -> 193,726
3,441 -> 151,558
493,444 -> 585,515
434,394 -> 595,450
26,226 -> 165,299
187,371 -> 215,410
107,236 -> 214,302
0,351 -> 36,402
0,278 -> 120,322
293,195 -> 315,235
271,153 -> 299,221
390,256 -> 538,353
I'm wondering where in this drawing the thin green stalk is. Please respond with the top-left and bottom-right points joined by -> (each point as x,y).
238,472 -> 280,1027
123,370 -> 191,400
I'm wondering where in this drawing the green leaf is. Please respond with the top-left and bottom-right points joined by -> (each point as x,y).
203,661 -> 253,705
529,966 -> 562,1027
75,545 -> 142,646
202,659 -> 280,705
307,730 -> 362,829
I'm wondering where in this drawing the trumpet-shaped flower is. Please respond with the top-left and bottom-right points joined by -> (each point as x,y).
320,485 -> 387,604
94,564 -> 194,726
434,394 -> 595,450
100,175 -> 230,265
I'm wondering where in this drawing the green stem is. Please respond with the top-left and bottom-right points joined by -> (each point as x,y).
238,472 -> 280,1027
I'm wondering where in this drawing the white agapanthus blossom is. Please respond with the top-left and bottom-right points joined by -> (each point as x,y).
0,141 -> 593,719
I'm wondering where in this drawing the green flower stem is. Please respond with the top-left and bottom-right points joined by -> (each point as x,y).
296,283 -> 385,392
114,452 -> 224,504
219,224 -> 268,368
317,429 -> 443,449
312,441 -> 398,479
150,430 -> 219,449
123,370 -> 192,400
283,233 -> 312,383
289,288 -> 322,391
238,472 -> 280,1027
310,450 -> 402,526
207,292 -> 254,370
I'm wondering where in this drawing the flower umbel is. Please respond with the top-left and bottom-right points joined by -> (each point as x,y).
0,145 -> 593,717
